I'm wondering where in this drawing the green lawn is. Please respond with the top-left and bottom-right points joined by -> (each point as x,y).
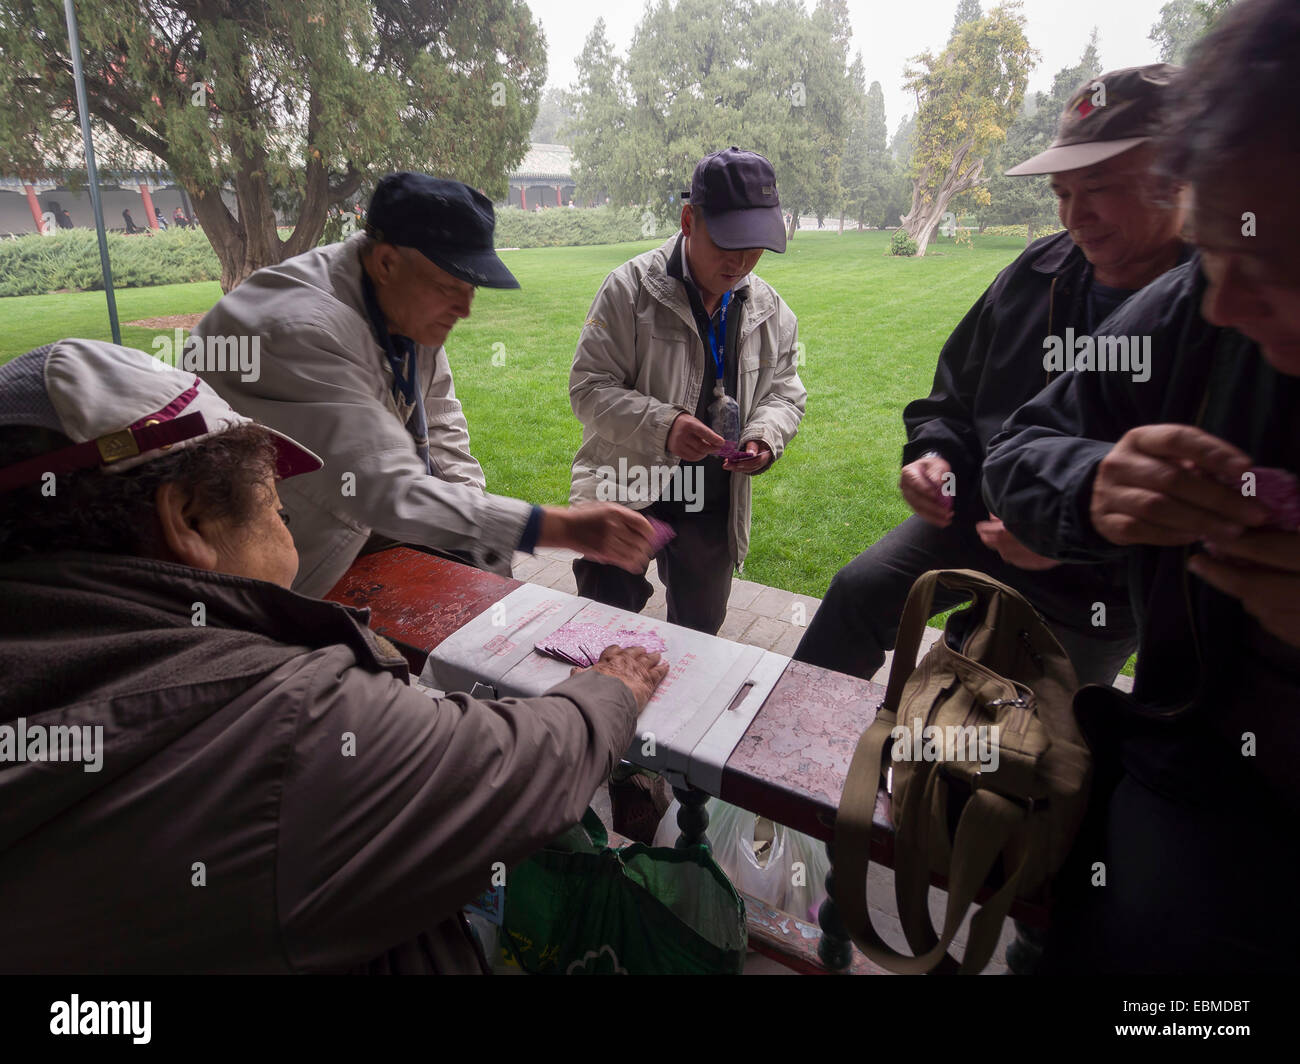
0,230 -> 1028,599
0,281 -> 225,359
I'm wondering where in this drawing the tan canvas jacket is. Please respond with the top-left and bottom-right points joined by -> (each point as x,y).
194,233 -> 532,597
569,236 -> 806,569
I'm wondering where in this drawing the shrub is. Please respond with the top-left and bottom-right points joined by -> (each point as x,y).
978,223 -> 1065,240
889,228 -> 918,257
0,206 -> 677,296
492,206 -> 675,248
0,228 -> 221,297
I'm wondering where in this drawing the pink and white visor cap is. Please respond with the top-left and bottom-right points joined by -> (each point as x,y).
0,339 -> 321,491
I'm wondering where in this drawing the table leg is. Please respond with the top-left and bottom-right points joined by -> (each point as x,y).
817,839 -> 854,971
671,786 -> 712,851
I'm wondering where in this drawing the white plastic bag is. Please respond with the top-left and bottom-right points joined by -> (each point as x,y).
653,798 -> 829,922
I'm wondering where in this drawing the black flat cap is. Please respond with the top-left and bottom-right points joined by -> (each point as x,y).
365,173 -> 519,289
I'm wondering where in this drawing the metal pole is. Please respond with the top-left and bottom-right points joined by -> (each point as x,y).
63,0 -> 121,344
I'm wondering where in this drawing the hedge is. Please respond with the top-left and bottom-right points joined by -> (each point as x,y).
0,206 -> 677,296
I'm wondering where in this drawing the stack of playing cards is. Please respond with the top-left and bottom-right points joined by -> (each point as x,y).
534,621 -> 669,668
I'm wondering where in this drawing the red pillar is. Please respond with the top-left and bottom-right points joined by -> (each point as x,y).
24,185 -> 44,233
520,185 -> 526,211
139,184 -> 160,229
555,185 -> 562,206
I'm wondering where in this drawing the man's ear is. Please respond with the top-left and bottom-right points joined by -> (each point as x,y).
155,481 -> 220,571
680,203 -> 693,235
363,241 -> 402,286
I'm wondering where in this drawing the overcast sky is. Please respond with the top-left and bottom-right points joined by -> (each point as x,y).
523,0 -> 1175,135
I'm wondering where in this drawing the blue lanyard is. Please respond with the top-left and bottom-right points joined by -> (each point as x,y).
708,291 -> 731,378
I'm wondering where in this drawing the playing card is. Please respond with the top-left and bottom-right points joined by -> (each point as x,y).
535,621 -> 669,667
646,516 -> 676,554
1252,466 -> 1300,530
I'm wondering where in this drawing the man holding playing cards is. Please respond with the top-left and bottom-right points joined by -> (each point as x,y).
567,148 -> 806,636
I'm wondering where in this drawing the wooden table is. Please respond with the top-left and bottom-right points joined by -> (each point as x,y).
328,546 -> 1046,972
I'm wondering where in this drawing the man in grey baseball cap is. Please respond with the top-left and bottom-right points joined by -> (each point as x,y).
797,63 -> 1191,779
794,66 -> 1194,968
193,173 -> 654,598
568,148 -> 806,638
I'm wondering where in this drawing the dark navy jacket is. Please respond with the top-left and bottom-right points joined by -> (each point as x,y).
984,258 -> 1300,812
902,230 -> 1192,635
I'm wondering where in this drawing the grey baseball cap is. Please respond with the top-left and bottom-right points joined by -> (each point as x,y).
1006,64 -> 1179,176
0,340 -> 321,494
687,148 -> 787,253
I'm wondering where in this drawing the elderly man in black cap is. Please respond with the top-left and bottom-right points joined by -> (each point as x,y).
794,66 -> 1192,695
568,148 -> 807,637
195,173 -> 653,597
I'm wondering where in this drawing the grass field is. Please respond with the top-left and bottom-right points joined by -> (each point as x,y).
0,230 -> 1029,598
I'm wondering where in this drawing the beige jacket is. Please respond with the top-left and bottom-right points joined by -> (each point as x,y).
194,233 -> 532,597
569,236 -> 806,568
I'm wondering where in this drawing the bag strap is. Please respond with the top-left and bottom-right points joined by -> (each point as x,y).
836,568 -> 1034,973
882,570 -> 944,713
883,568 -> 1023,713
836,736 -> 1030,973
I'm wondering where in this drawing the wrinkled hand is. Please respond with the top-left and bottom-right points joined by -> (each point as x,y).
722,439 -> 773,475
1188,530 -> 1300,649
1090,425 -> 1267,546
900,455 -> 954,527
976,516 -> 1060,571
667,413 -> 724,462
569,645 -> 670,712
540,503 -> 653,574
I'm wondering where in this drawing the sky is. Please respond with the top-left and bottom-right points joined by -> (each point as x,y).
522,0 -> 1176,135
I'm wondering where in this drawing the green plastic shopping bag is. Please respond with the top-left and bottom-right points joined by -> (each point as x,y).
501,808 -> 748,975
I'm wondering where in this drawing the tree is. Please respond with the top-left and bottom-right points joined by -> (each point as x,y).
1148,0 -> 1203,62
531,87 -> 575,145
898,1 -> 1037,256
566,19 -> 626,206
1149,0 -> 1237,62
950,0 -> 982,38
978,28 -> 1101,244
566,0 -> 854,240
890,113 -> 916,165
1197,0 -> 1235,21
841,66 -> 897,229
0,0 -> 546,290
877,113 -> 917,227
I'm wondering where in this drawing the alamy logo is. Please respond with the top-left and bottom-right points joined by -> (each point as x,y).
1042,329 -> 1151,383
151,328 -> 261,382
890,720 -> 1001,772
0,718 -> 104,772
50,996 -> 151,1044
595,458 -> 703,513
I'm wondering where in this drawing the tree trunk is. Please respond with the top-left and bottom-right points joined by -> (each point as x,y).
900,140 -> 986,257
1026,220 -> 1035,247
910,200 -> 950,258
786,210 -> 797,240
838,211 -> 844,234
180,77 -> 359,291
